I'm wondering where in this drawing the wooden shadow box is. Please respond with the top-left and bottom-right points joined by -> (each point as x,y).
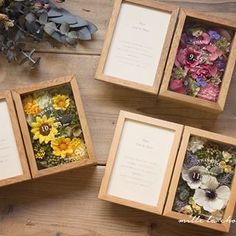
96,0 -> 236,113
99,111 -> 236,232
96,0 -> 179,94
0,91 -> 31,187
159,9 -> 236,113
12,76 -> 96,178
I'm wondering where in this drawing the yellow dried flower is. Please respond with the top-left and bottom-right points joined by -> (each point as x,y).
52,95 -> 70,111
31,115 -> 58,144
35,149 -> 45,159
51,136 -> 74,158
0,13 -> 14,30
189,197 -> 201,214
23,95 -> 41,115
180,205 -> 193,215
223,151 -> 232,162
219,161 -> 226,168
224,165 -> 232,173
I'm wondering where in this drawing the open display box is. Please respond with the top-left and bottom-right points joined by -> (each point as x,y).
159,9 -> 236,112
0,91 -> 31,187
96,0 -> 236,112
96,0 -> 179,94
164,126 -> 236,232
13,76 -> 96,178
99,111 -> 236,232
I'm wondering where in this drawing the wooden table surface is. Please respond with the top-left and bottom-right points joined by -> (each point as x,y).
0,0 -> 236,235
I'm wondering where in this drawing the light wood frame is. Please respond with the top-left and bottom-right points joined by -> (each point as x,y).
99,110 -> 183,214
0,91 -> 31,187
96,0 -> 179,94
12,76 -> 96,178
164,126 -> 236,232
159,9 -> 236,113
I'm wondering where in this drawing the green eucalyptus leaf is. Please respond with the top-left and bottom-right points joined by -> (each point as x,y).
25,13 -> 36,24
39,12 -> 48,25
48,8 -> 63,18
87,22 -> 98,34
78,27 -> 91,40
50,31 -> 65,43
66,31 -> 78,44
44,22 -> 57,35
60,23 -> 70,35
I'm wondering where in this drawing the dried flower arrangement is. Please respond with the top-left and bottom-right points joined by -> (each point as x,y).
22,84 -> 89,170
169,21 -> 234,102
173,136 -> 236,222
0,0 -> 97,67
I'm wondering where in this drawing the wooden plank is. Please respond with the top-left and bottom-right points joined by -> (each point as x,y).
26,0 -> 114,55
0,53 -> 236,164
0,166 -> 235,236
23,0 -> 236,55
0,1 -> 236,235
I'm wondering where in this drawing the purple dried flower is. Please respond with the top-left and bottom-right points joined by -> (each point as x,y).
173,198 -> 188,212
184,151 -> 199,169
208,30 -> 221,40
196,77 -> 208,87
215,57 -> 226,70
218,172 -> 234,187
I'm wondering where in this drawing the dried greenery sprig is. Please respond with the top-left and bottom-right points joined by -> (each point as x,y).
0,0 -> 98,68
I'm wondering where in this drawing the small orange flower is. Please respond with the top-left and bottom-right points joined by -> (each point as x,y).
23,95 -> 41,115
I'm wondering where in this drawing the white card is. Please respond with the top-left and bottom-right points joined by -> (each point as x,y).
0,100 -> 23,180
104,3 -> 171,86
107,119 -> 175,206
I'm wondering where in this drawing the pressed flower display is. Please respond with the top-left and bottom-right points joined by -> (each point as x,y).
168,19 -> 234,102
22,84 -> 89,170
173,136 -> 236,222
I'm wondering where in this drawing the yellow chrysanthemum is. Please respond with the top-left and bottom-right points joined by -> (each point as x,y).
52,95 -> 70,111
51,137 -> 74,158
23,95 -> 41,115
31,115 -> 58,144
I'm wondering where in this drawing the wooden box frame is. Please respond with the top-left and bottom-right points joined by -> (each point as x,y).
13,76 -> 96,178
164,126 -> 236,232
96,0 -> 179,94
159,9 -> 236,113
0,91 -> 31,187
99,110 -> 183,214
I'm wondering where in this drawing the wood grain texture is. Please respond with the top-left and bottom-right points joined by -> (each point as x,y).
0,167 -> 235,236
0,0 -> 236,235
24,0 -> 236,54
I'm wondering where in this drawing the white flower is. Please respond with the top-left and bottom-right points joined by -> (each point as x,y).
188,136 -> 206,153
36,93 -> 52,109
193,175 -> 231,213
182,166 -> 208,189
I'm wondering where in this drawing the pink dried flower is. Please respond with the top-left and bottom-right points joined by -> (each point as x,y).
194,33 -> 210,45
175,47 -> 201,68
170,80 -> 186,94
169,23 -> 233,103
197,84 -> 220,102
207,44 -> 223,61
